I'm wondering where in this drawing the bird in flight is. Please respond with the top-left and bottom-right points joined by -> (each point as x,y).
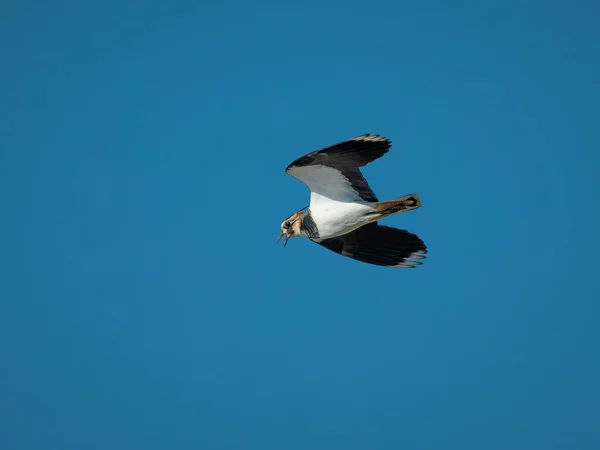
278,133 -> 427,268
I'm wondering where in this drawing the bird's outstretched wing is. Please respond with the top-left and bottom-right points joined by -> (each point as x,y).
285,134 -> 391,205
316,222 -> 427,268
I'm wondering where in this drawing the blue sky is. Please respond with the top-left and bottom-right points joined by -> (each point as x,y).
1,1 -> 599,449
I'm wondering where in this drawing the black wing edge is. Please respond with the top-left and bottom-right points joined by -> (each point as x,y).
285,133 -> 391,172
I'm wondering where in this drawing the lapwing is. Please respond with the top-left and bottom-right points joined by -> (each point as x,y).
278,133 -> 427,268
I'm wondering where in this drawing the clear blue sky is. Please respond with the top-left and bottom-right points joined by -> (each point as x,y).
1,1 -> 599,449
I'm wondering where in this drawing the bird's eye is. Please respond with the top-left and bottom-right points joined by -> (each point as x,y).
284,221 -> 291,229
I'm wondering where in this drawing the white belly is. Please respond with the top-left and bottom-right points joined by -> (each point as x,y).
310,198 -> 375,240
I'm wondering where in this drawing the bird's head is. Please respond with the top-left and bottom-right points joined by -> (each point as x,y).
277,211 -> 304,247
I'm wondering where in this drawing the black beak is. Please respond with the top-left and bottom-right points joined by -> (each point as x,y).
277,232 -> 290,247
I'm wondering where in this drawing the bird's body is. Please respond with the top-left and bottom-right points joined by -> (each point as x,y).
279,133 -> 427,268
307,199 -> 373,241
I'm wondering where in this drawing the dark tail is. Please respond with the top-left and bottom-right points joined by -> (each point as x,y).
373,193 -> 422,220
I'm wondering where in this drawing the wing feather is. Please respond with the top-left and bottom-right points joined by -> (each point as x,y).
285,134 -> 391,203
316,223 -> 427,268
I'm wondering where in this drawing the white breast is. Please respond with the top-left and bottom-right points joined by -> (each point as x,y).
310,196 -> 375,240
